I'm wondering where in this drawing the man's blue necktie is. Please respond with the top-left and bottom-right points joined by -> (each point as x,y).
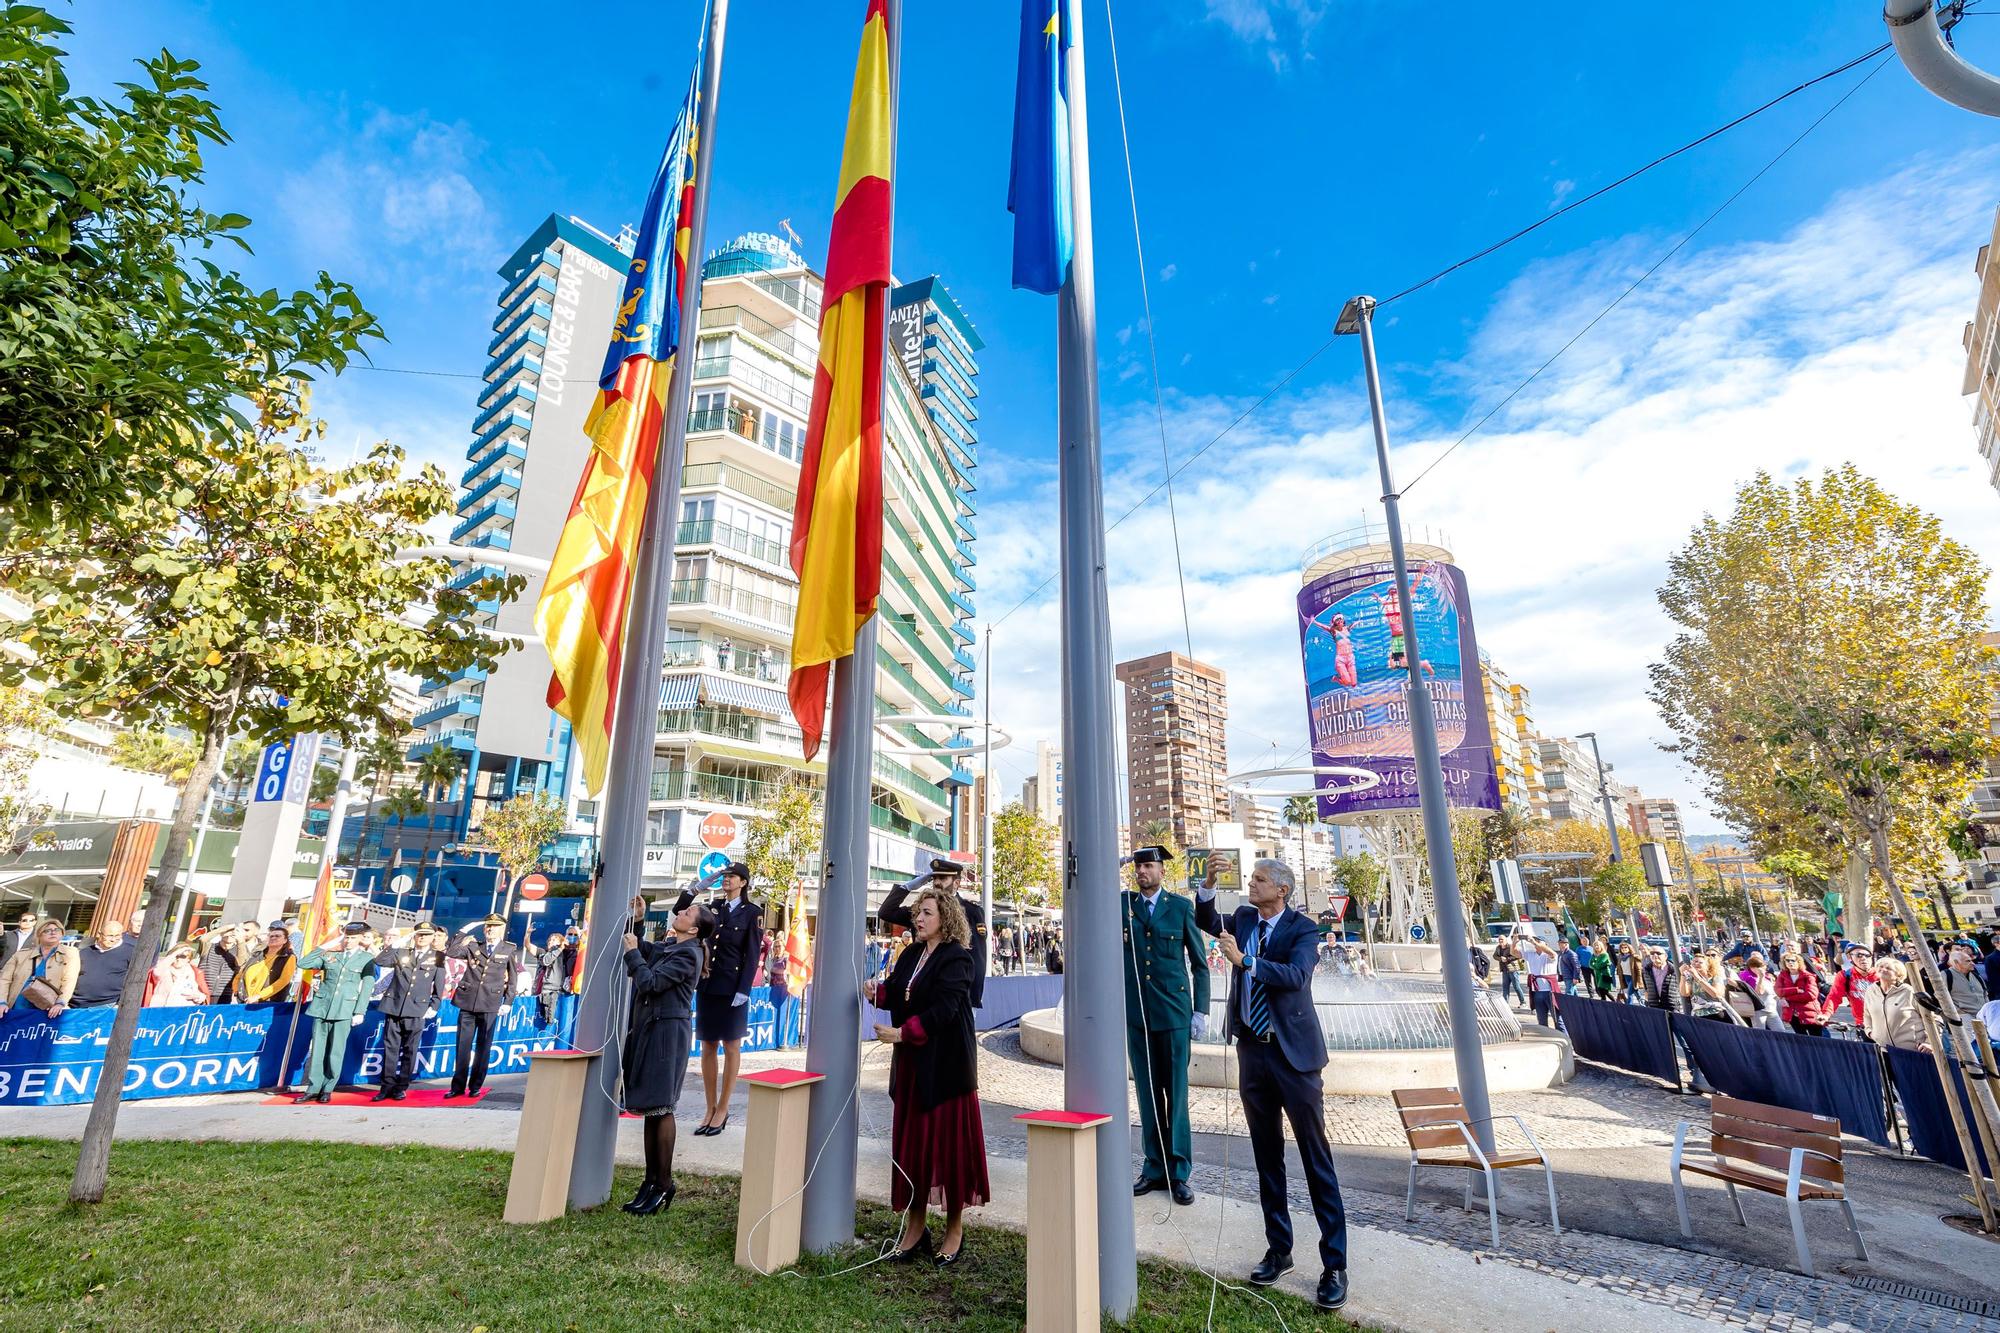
1246,919 -> 1272,1036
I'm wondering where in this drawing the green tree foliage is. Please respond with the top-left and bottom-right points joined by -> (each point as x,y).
0,388 -> 516,1203
1329,852 -> 1383,909
109,726 -> 198,782
1652,465 -> 2000,1178
745,775 -> 822,910
407,743 -> 465,898
1133,817 -> 1182,866
991,800 -> 1058,907
0,683 -> 55,841
0,8 -> 379,529
484,790 -> 567,914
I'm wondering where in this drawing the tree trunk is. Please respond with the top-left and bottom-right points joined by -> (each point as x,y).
1866,819 -> 2000,1231
70,699 -> 235,1203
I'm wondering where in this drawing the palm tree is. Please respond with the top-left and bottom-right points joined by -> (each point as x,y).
1135,817 -> 1178,859
409,744 -> 464,907
1283,795 -> 1317,892
378,788 -> 430,911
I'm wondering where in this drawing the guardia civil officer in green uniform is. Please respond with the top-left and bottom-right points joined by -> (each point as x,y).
295,921 -> 379,1104
1123,845 -> 1210,1205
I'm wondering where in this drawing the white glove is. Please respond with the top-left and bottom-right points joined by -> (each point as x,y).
1190,1012 -> 1207,1041
351,1014 -> 364,1026
424,1008 -> 437,1020
731,993 -> 747,1007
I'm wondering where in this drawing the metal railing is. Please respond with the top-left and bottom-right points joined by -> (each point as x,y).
669,577 -> 796,629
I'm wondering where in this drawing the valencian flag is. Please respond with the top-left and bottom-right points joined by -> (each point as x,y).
1008,0 -> 1073,294
535,59 -> 704,796
787,0 -> 894,761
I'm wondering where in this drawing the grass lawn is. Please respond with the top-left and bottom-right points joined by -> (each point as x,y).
0,1137 -> 1338,1331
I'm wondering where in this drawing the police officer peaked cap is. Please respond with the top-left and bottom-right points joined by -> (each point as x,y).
481,913 -> 507,926
929,857 -> 967,875
341,921 -> 370,936
1132,846 -> 1173,865
725,861 -> 752,883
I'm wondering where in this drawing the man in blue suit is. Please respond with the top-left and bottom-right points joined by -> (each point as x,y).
1196,857 -> 1348,1313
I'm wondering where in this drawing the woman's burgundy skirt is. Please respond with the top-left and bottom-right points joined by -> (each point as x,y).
889,1059 -> 990,1213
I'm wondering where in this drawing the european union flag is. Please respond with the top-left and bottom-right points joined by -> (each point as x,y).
1008,0 -> 1072,294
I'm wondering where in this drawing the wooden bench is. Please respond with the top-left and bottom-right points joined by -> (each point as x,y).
1670,1094 -> 1867,1276
1392,1086 -> 1561,1247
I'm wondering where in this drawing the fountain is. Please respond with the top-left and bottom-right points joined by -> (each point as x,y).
1019,946 -> 1572,1095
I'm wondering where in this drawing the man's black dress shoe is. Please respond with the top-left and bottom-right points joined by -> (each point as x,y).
1316,1269 -> 1349,1311
1170,1181 -> 1195,1206
1132,1176 -> 1166,1197
1248,1250 -> 1294,1286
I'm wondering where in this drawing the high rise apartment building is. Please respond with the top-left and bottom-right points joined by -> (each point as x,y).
417,222 -> 979,900
1537,736 -> 1610,828
1634,796 -> 1684,844
1962,207 -> 2000,494
1116,651 -> 1229,848
412,214 -> 630,874
1480,658 -> 1543,816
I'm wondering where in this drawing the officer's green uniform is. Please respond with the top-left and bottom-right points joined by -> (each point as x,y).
1122,873 -> 1211,1190
298,939 -> 379,1098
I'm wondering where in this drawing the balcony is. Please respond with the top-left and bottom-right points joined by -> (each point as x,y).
654,706 -> 808,760
951,643 -> 977,674
692,353 -> 813,416
471,386 -> 537,437
468,410 -> 532,460
419,664 -> 489,692
408,728 -> 478,761
870,803 -> 948,851
676,517 -> 787,568
650,768 -> 784,806
460,466 -> 522,513
484,327 -> 549,379
498,268 -> 558,315
670,578 -> 796,630
679,460 -> 799,514
461,439 -> 527,489
413,694 -> 483,729
488,300 -> 553,354
451,497 -> 518,543
467,528 -> 512,553
478,357 -> 543,408
699,303 -> 816,368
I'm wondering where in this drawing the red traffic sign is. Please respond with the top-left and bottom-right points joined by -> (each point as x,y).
518,873 -> 550,901
1328,895 -> 1350,922
699,811 -> 738,849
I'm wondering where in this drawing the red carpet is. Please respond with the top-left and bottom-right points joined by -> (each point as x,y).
258,1088 -> 485,1108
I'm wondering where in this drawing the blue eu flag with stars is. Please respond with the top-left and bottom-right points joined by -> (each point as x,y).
1008,0 -> 1073,294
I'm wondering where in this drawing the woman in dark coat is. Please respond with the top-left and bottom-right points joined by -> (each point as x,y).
870,885 -> 988,1266
620,893 -> 713,1216
674,862 -> 763,1135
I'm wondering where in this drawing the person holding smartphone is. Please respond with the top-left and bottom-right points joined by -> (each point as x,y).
620,894 -> 714,1215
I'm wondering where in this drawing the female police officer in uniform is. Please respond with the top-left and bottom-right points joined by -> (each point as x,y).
674,861 -> 762,1135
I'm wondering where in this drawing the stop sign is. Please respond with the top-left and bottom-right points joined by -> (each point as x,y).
699,811 -> 738,849
518,873 -> 550,901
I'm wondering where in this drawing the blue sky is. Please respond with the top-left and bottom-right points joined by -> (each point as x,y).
60,2 -> 2000,833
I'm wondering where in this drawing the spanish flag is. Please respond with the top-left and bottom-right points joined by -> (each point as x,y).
537,64 -> 702,796
788,0 -> 894,761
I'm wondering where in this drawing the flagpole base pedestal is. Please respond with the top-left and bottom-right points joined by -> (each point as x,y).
504,1049 -> 595,1223
736,1069 -> 824,1272
1015,1110 -> 1111,1333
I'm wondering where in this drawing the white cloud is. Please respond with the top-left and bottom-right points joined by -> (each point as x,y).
1549,178 -> 1576,209
1160,262 -> 1178,282
1202,0 -> 1332,72
279,110 -> 498,294
973,149 -> 2000,837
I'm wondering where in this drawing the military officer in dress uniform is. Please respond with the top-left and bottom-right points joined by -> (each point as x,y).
675,862 -> 763,1135
445,913 -> 521,1100
371,922 -> 446,1101
294,921 -> 380,1104
879,856 -> 988,1006
1123,845 -> 1210,1205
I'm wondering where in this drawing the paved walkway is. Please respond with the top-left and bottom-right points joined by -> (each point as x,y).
5,1050 -> 1996,1332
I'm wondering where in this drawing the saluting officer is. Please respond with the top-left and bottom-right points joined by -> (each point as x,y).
445,913 -> 521,1100
880,856 -> 988,1006
371,923 -> 446,1101
674,862 -> 762,1136
294,921 -> 379,1104
1123,845 -> 1210,1205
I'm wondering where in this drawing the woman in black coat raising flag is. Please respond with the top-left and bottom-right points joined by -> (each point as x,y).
620,893 -> 714,1216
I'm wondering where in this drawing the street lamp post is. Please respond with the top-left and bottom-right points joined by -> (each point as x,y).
1576,731 -> 1641,946
1338,295 -> 1495,1153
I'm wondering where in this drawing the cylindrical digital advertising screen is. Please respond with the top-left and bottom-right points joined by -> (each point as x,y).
1296,559 -> 1500,819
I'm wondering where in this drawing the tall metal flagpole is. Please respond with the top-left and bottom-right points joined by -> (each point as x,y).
981,623 -> 994,946
1340,295 -> 1497,1156
1579,731 -> 1641,944
800,0 -> 899,1254
1054,0 -> 1137,1316
568,0 -> 729,1210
